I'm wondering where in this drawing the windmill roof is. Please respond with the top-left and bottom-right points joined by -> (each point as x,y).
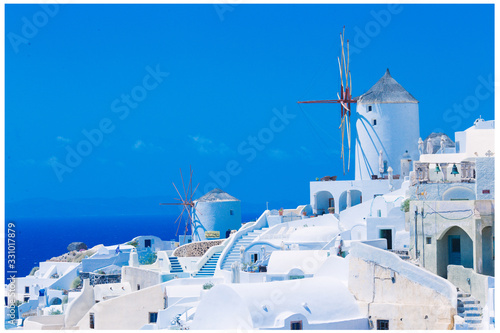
356,69 -> 418,104
195,188 -> 239,202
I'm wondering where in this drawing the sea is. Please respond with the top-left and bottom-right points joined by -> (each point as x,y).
4,213 -> 260,284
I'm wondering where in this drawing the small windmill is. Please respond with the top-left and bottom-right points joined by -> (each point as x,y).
298,26 -> 357,174
160,167 -> 201,243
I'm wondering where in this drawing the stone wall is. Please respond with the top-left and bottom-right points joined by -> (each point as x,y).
348,242 -> 457,330
121,266 -> 161,291
172,239 -> 224,257
447,265 -> 494,306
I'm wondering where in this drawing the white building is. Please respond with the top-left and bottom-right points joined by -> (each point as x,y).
310,69 -> 419,217
192,188 -> 242,241
355,69 -> 420,180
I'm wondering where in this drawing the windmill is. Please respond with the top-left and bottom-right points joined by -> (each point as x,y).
298,26 -> 357,174
160,167 -> 201,243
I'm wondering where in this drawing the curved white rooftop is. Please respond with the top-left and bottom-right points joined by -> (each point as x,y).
266,250 -> 329,275
191,276 -> 363,330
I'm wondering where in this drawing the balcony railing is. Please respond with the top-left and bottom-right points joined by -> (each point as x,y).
411,161 -> 476,185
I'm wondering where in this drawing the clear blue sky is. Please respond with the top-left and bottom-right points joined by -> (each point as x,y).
5,4 -> 494,217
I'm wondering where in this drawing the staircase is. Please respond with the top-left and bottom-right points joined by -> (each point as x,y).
194,252 -> 221,278
221,228 -> 269,270
457,288 -> 483,330
169,257 -> 184,274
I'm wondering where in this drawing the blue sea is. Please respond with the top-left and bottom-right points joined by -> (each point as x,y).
4,213 -> 260,284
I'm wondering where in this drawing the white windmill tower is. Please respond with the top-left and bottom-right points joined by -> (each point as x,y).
192,188 -> 241,241
354,69 -> 420,180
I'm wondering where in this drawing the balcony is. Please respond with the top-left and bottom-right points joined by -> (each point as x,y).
411,161 -> 476,185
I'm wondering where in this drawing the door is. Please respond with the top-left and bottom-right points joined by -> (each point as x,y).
449,235 -> 461,265
380,229 -> 392,250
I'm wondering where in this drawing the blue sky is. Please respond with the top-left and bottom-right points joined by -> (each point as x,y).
5,4 -> 494,217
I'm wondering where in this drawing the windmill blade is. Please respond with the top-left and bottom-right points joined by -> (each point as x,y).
189,183 -> 200,202
174,205 -> 187,236
187,166 -> 193,202
341,30 -> 347,87
185,205 -> 195,237
350,71 -> 352,98
159,203 -> 187,206
347,40 -> 350,90
337,56 -> 343,91
179,168 -> 188,201
172,182 -> 185,203
347,114 -> 352,172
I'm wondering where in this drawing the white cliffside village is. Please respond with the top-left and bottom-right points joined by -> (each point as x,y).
5,70 -> 495,331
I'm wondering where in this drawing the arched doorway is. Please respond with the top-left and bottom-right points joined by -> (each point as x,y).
50,297 -> 62,305
482,226 -> 494,276
339,189 -> 362,212
315,191 -> 334,215
436,226 -> 473,278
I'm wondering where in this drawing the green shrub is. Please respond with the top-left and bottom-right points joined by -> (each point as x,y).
49,309 -> 63,315
141,251 -> 157,265
71,276 -> 82,289
126,240 -> 139,247
401,199 -> 410,213
62,295 -> 68,304
202,282 -> 214,290
29,266 -> 39,276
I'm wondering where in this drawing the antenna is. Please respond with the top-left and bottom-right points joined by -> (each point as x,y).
298,26 -> 356,174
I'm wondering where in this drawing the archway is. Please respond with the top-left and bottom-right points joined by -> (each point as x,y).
339,189 -> 362,212
442,186 -> 475,201
436,226 -> 473,278
315,191 -> 334,215
482,226 -> 494,276
50,297 -> 62,305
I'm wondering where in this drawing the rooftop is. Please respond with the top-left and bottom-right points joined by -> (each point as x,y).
356,69 -> 418,104
195,188 -> 239,202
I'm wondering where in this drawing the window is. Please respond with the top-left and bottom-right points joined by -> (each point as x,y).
251,253 -> 258,263
25,286 -> 29,294
372,119 -> 377,126
483,189 -> 490,194
368,105 -> 372,112
24,296 -> 30,302
4,297 -> 8,306
290,320 -> 303,330
144,239 -> 152,248
426,237 -> 432,245
230,209 -> 234,215
137,284 -> 141,291
149,312 -> 158,323
377,319 -> 389,330
89,313 -> 95,329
